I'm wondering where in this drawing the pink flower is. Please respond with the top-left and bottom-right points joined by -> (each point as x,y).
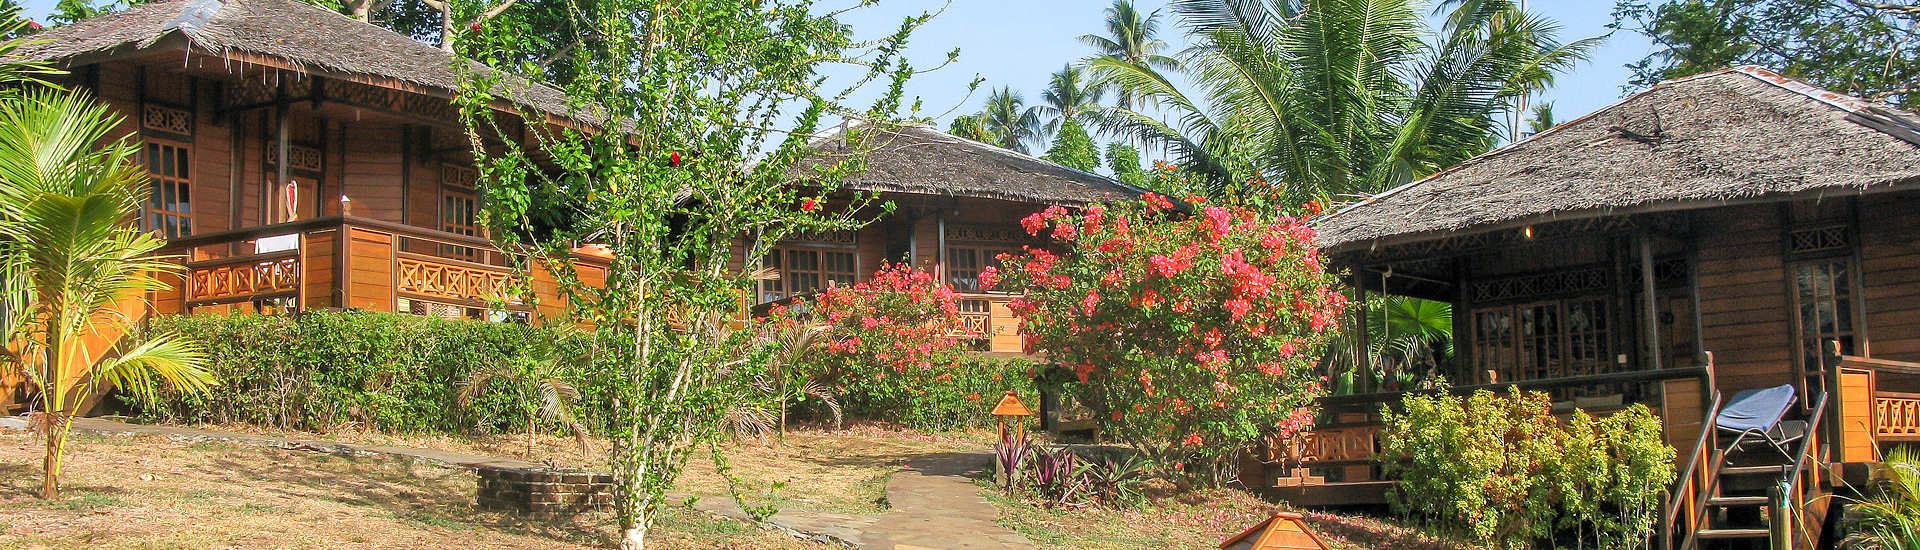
978,266 -> 1000,290
1052,222 -> 1078,240
1081,290 -> 1100,315
1224,298 -> 1252,320
1021,212 -> 1048,235
801,197 -> 819,212
1183,433 -> 1204,446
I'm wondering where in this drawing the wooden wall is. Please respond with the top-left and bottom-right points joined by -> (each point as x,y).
1693,204 -> 1795,393
1860,191 -> 1920,361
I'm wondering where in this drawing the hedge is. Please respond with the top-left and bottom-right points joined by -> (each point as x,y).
138,312 -> 592,435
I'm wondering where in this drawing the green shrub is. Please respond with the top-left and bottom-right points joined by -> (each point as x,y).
138,311 -> 592,435
1378,387 -> 1674,550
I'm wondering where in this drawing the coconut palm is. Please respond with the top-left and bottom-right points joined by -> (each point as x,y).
0,87 -> 213,499
947,113 -> 997,144
1089,0 -> 1599,204
980,86 -> 1042,154
1035,64 -> 1106,138
457,352 -> 589,457
1079,0 -> 1179,111
1526,102 -> 1556,135
1325,295 -> 1454,394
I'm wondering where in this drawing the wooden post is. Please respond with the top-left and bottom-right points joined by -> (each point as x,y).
1638,229 -> 1662,371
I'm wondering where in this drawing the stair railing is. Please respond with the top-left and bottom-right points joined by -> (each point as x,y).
1769,390 -> 1828,550
1661,387 -> 1726,550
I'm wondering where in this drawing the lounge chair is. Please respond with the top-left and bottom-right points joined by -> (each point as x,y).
1716,384 -> 1804,460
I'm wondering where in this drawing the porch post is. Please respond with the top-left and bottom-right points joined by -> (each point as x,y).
1351,268 -> 1370,392
1638,228 -> 1662,371
275,99 -> 290,225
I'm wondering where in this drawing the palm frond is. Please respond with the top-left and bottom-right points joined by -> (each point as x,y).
94,334 -> 215,403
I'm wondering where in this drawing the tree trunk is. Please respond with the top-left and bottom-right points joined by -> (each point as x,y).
619,525 -> 646,550
40,413 -> 68,500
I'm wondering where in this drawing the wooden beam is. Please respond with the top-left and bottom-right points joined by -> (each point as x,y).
1638,228 -> 1662,371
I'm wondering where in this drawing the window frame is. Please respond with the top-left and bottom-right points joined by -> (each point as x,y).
758,243 -> 858,302
141,138 -> 194,239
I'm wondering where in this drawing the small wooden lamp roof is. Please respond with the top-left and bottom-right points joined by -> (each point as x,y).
1220,513 -> 1331,550
990,391 -> 1031,417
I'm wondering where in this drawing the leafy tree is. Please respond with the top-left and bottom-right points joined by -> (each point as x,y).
47,0 -> 145,25
988,198 -> 1347,485
453,1 -> 925,546
1035,64 -> 1105,138
1079,0 -> 1179,111
981,86 -> 1042,153
947,113 -> 997,144
1104,142 -> 1146,187
1090,0 -> 1598,204
1613,0 -> 1920,108
0,23 -> 213,499
1043,120 -> 1100,171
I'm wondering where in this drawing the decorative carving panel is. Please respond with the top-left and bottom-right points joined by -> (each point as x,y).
441,164 -> 479,189
1471,266 -> 1611,303
141,104 -> 193,136
1877,395 -> 1920,439
1788,225 -> 1850,255
1299,425 -> 1381,464
947,224 -> 1030,243
397,256 -> 511,304
266,144 -> 325,174
189,256 -> 299,302
953,312 -> 989,337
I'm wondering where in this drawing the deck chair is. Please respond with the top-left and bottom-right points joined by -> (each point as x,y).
1716,384 -> 1804,461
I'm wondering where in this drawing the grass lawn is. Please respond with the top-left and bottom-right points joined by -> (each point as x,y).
982,481 -> 1479,550
182,421 -> 986,516
0,430 -> 828,549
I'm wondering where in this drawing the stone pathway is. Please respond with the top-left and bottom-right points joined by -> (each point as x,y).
3,416 -> 1032,549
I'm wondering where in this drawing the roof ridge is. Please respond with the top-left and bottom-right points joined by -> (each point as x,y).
898,124 -> 1141,193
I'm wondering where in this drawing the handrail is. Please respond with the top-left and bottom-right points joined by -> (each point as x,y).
1661,388 -> 1724,550
1323,366 -> 1711,409
181,248 -> 298,269
1774,390 -> 1829,550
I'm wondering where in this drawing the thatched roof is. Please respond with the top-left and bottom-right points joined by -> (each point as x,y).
1315,66 -> 1920,251
17,0 -> 574,117
805,123 -> 1143,205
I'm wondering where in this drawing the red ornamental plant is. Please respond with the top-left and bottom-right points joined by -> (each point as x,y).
812,263 -> 969,389
986,195 -> 1348,482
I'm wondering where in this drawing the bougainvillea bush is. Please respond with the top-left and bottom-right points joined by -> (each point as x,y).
802,263 -> 1038,430
987,195 -> 1347,483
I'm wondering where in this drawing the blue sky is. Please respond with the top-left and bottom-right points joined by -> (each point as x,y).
14,0 -> 1657,153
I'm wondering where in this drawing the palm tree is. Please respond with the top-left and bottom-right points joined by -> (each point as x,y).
1035,64 -> 1106,138
457,352 -> 589,457
1327,295 -> 1454,394
980,86 -> 1042,154
0,88 -> 213,499
1526,102 -> 1556,136
1079,0 -> 1179,111
947,114 -> 997,144
1089,0 -> 1599,205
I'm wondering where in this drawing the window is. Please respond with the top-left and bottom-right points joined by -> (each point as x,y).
947,245 -> 1015,292
143,142 -> 192,238
759,247 -> 855,301
1791,259 -> 1855,378
1472,297 -> 1611,386
440,165 -> 479,261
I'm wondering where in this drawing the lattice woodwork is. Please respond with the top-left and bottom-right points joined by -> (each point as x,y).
1279,425 -> 1381,464
786,230 -> 857,245
324,79 -> 458,122
947,224 -> 1030,243
1353,215 -> 1656,262
1470,265 -> 1610,302
189,256 -> 299,302
1788,225 -> 1850,255
442,164 -> 479,189
141,104 -> 193,135
397,256 -> 511,304
268,144 -> 324,173
953,312 -> 990,338
1877,394 -> 1920,439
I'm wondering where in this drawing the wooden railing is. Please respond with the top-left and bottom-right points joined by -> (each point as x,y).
160,216 -> 594,320
1772,391 -> 1828,550
1659,385 -> 1723,550
1274,363 -> 1714,485
1828,342 -> 1920,463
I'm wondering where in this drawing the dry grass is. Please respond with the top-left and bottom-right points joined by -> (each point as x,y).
0,430 -> 829,549
984,483 -> 1480,550
168,421 -> 985,515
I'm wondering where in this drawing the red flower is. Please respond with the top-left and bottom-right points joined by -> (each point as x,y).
1182,433 -> 1205,446
801,197 -> 819,212
978,266 -> 1000,290
469,22 -> 482,32
965,392 -> 981,401
669,151 -> 682,167
1021,211 -> 1048,235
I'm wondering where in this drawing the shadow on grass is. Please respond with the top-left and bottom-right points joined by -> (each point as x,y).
197,452 -> 617,547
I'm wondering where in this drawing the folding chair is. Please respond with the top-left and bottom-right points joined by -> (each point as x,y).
1715,384 -> 1804,461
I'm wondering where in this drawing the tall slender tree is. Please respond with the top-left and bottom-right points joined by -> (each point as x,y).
1079,0 -> 1179,111
1089,0 -> 1599,204
980,86 -> 1042,154
1035,64 -> 1105,138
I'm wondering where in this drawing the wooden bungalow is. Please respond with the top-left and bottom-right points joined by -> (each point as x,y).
749,123 -> 1142,354
1272,66 -> 1920,549
3,0 -> 1130,403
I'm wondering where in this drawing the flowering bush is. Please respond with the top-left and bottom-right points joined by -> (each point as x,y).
988,195 -> 1348,482
803,263 -> 1038,430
